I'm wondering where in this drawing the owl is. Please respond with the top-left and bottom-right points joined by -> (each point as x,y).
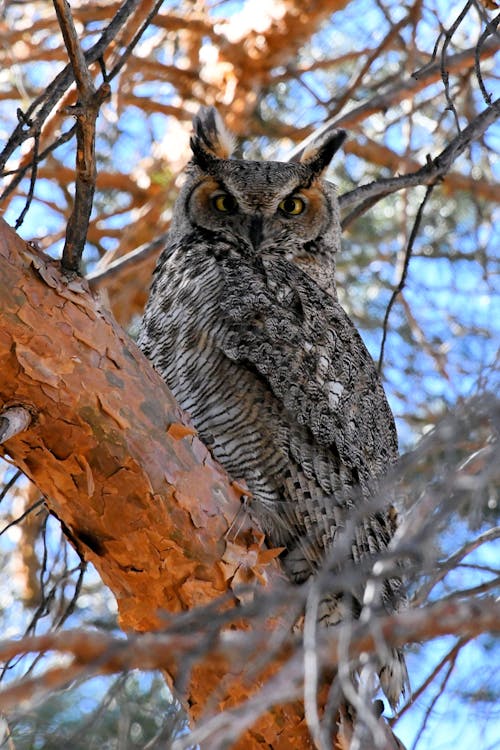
138,108 -> 409,709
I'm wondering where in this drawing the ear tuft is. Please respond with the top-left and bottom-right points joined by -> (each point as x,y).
190,107 -> 236,168
290,126 -> 346,175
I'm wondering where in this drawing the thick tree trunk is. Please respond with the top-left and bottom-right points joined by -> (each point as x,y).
0,217 -> 324,748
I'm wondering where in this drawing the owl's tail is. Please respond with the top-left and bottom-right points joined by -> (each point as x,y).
379,647 -> 410,711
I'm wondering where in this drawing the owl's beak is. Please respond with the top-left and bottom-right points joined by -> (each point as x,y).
248,215 -> 263,250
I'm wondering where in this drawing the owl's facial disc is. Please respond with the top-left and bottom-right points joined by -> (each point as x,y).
187,170 -> 331,251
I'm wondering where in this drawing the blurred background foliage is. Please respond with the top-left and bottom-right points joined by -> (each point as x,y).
0,0 -> 498,747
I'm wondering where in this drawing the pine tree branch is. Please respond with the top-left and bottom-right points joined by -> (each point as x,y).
339,97 -> 500,225
0,595 -> 498,744
0,0 -> 142,176
53,0 -> 110,271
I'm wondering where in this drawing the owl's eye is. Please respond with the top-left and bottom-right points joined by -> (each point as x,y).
278,195 -> 306,216
212,192 -> 237,213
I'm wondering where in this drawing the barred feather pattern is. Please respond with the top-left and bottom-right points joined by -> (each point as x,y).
138,108 -> 409,709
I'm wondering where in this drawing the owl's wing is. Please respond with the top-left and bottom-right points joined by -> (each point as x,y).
218,254 -> 402,592
219,254 -> 398,482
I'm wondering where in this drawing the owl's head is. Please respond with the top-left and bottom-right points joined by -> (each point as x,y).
172,108 -> 346,274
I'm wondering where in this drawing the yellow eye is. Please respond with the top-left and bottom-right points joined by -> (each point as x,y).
278,195 -> 306,216
212,192 -> 237,213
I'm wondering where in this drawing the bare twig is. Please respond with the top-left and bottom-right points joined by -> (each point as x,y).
285,40 -> 497,165
53,0 -> 111,272
53,0 -> 165,271
440,0 -> 474,132
474,8 -> 500,104
378,184 -> 435,373
0,469 -> 22,504
400,295 -> 449,382
413,526 -> 500,606
339,96 -> 499,225
53,0 -> 96,96
14,129 -> 41,230
105,0 -> 166,81
412,31 -> 444,80
0,125 -> 77,206
0,500 -> 45,537
437,574 -> 500,603
409,642 -> 461,750
87,234 -> 169,287
0,0 -> 141,176
55,559 -> 87,628
327,10 -> 413,118
393,638 -> 468,723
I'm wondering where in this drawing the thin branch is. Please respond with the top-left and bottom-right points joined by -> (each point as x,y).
285,39 -> 498,164
440,0 -> 474,132
474,8 -> 500,105
53,0 -> 110,272
378,184 -> 435,373
339,96 -> 499,225
53,0 -> 165,271
327,9 -> 412,118
1,0 -> 165,224
413,526 -> 500,606
0,0 -> 141,175
0,469 -> 22,504
53,0 -> 96,97
409,643 -> 460,750
393,638 -> 468,723
105,0 -> 166,81
400,295 -> 449,382
0,125 -> 76,205
0,500 -> 45,537
412,31 -> 444,80
87,232 -> 169,287
14,129 -> 41,230
438,574 -> 500,603
457,563 -> 500,575
54,559 -> 87,629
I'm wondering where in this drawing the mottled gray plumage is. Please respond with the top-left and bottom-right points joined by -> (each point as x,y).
139,108 -> 408,708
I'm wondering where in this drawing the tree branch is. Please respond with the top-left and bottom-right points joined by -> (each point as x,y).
0,215 -> 261,621
0,595 -> 498,745
0,0 -> 141,176
53,0 -> 96,97
339,97 -> 499,226
344,136 -> 498,203
377,184 -> 435,373
285,39 -> 497,160
53,0 -> 110,271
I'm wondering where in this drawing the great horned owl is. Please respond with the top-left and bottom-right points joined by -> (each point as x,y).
139,108 -> 408,708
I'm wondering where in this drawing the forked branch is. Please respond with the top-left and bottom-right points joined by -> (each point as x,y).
53,0 -> 110,272
339,96 -> 500,226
